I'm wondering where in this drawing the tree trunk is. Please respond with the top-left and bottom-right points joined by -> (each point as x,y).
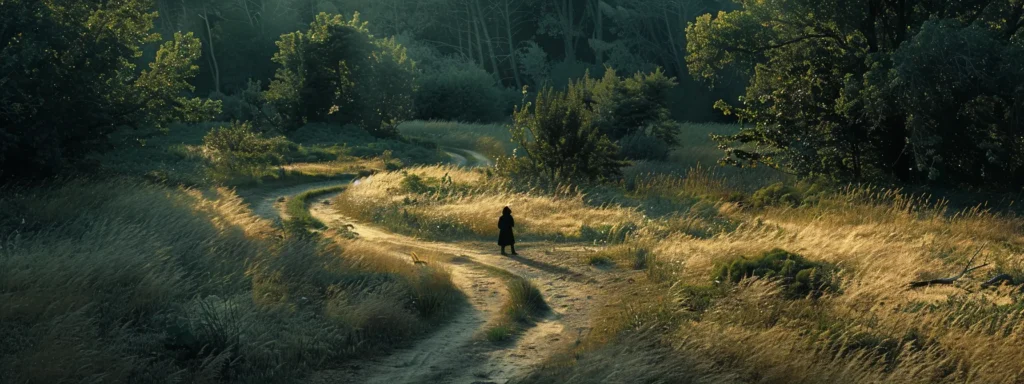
471,4 -> 488,70
590,0 -> 604,65
662,8 -> 685,77
473,0 -> 503,83
555,0 -> 578,62
501,0 -> 523,89
200,6 -> 221,94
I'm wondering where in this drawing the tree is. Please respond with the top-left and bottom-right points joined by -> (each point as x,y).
264,13 -> 415,137
687,0 -> 1024,186
584,68 -> 680,147
0,0 -> 219,180
509,84 -> 626,184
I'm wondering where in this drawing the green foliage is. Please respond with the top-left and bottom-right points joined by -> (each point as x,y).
284,186 -> 347,231
686,1 -> 1024,187
619,133 -> 671,161
749,182 -> 804,208
584,68 -> 681,148
508,82 -> 626,185
203,122 -> 288,182
0,0 -> 218,180
414,58 -> 509,122
265,13 -> 415,138
713,249 -> 836,298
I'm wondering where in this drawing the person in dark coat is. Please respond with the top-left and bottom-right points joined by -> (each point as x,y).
498,206 -> 517,255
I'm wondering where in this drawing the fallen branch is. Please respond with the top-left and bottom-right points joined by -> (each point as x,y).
909,248 -> 988,288
981,273 -> 1015,288
410,252 -> 428,266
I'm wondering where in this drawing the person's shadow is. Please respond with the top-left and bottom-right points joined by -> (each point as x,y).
504,250 -> 592,283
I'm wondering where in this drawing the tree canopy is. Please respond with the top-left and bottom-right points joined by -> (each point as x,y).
687,0 -> 1024,186
0,0 -> 218,180
265,13 -> 415,138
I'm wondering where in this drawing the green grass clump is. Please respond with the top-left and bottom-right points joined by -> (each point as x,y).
587,254 -> 615,268
485,323 -> 516,342
283,185 -> 347,230
504,278 -> 549,323
469,261 -> 548,344
713,248 -> 836,298
587,244 -> 653,270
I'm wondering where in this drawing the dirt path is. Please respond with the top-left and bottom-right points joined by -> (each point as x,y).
444,148 -> 495,168
244,179 -> 605,384
445,150 -> 469,167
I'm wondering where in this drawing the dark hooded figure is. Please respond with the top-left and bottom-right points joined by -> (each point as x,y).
498,206 -> 517,255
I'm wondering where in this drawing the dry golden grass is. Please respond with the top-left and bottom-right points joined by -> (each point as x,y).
534,180 -> 1024,383
335,165 -> 644,241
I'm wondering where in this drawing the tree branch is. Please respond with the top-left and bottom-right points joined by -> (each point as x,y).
727,33 -> 836,55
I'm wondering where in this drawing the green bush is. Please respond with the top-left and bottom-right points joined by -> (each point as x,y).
713,248 -> 836,298
203,122 -> 288,182
265,13 -> 414,138
508,81 -> 626,185
211,81 -> 268,123
749,182 -> 804,208
415,60 -> 507,122
619,133 -> 670,161
585,68 -> 680,146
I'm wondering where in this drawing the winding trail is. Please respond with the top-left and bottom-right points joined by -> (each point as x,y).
445,148 -> 495,168
242,158 -> 604,384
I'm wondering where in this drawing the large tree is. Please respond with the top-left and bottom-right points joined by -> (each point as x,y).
264,13 -> 416,137
0,0 -> 218,180
687,0 -> 1024,186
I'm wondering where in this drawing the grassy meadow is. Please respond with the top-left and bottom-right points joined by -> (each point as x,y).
339,122 -> 1024,383
0,123 -> 462,383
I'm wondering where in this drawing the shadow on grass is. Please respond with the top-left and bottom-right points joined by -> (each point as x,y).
504,252 -> 593,283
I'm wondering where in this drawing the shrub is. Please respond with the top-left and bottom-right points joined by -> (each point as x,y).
203,122 -> 288,182
749,182 -> 804,208
509,82 -> 626,185
265,13 -> 414,138
211,81 -> 268,124
712,248 -> 836,298
415,60 -> 506,122
619,133 -> 670,161
585,68 -> 680,146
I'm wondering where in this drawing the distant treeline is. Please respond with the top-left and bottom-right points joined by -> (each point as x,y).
150,0 -> 744,122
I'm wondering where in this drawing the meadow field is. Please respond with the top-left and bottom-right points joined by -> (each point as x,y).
335,122 -> 1024,383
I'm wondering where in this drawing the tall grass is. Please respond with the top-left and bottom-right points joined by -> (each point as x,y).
0,180 -> 461,383
398,120 -> 516,159
284,185 -> 347,230
528,180 -> 1024,383
333,166 -> 644,242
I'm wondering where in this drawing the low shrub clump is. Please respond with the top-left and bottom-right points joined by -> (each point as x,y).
485,276 -> 549,343
712,248 -> 837,298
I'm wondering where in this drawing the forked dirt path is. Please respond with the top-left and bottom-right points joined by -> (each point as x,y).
244,179 -> 605,384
